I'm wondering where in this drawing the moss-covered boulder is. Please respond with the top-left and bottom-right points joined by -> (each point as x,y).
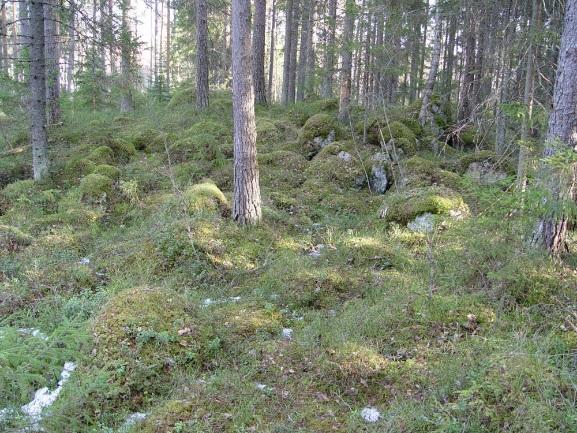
0,224 -> 33,251
256,118 -> 285,146
88,145 -> 114,165
298,113 -> 341,156
402,156 -> 462,189
183,180 -> 229,216
363,119 -> 418,155
303,143 -> 364,191
186,119 -> 231,142
63,157 -> 97,180
171,132 -> 223,163
79,173 -> 114,202
457,151 -> 515,184
380,186 -> 469,224
128,128 -> 166,152
92,164 -> 121,180
91,287 -> 203,402
0,179 -> 59,214
258,150 -> 308,189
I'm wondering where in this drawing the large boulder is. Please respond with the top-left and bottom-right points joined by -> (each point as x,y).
298,113 -> 341,157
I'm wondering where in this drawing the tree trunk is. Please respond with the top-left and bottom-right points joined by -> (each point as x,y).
516,0 -> 540,191
108,0 -> 116,74
458,4 -> 476,124
281,0 -> 293,104
304,0 -> 315,98
29,0 -> 49,180
267,0 -> 276,102
196,0 -> 209,110
287,0 -> 300,103
442,13 -> 456,106
232,0 -> 262,225
321,0 -> 337,98
0,1 -> 7,73
252,0 -> 267,104
119,0 -> 133,112
531,0 -> 577,254
419,4 -> 442,127
44,0 -> 61,125
338,0 -> 355,121
495,0 -> 514,155
166,2 -> 171,91
17,0 -> 30,82
67,1 -> 75,92
296,0 -> 309,101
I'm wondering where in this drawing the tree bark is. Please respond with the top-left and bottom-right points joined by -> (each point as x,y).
321,0 -> 337,98
0,1 -> 7,73
67,1 -> 75,92
267,0 -> 276,102
419,3 -> 442,127
17,0 -> 30,82
29,0 -> 49,180
196,0 -> 209,110
287,0 -> 300,103
338,0 -> 355,121
44,0 -> 60,125
458,4 -> 476,124
296,0 -> 309,101
531,0 -> 577,254
252,0 -> 267,104
495,0 -> 514,155
304,0 -> 315,98
232,0 -> 262,225
166,2 -> 171,91
281,0 -> 293,104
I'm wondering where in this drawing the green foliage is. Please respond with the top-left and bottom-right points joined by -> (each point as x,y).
182,180 -> 229,216
0,224 -> 32,251
92,164 -> 121,180
298,113 -> 341,147
79,174 -> 114,202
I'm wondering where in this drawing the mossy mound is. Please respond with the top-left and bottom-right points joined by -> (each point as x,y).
380,186 -> 469,224
92,164 -> 121,180
0,224 -> 33,251
107,138 -> 136,163
259,150 -> 308,189
456,150 -> 515,175
137,399 -> 196,433
403,156 -> 462,189
302,144 -> 363,191
79,173 -> 114,202
91,287 -> 205,405
171,132 -> 224,163
364,118 -> 417,147
298,113 -> 341,153
0,179 -> 59,215
128,128 -> 167,152
183,181 -> 229,216
186,119 -> 231,142
256,118 -> 285,146
399,118 -> 423,137
63,157 -> 97,180
167,85 -> 195,108
88,145 -> 115,165
1,179 -> 37,210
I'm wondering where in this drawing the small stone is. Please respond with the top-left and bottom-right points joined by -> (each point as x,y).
337,151 -> 352,162
360,406 -> 381,423
282,328 -> 293,341
407,213 -> 435,233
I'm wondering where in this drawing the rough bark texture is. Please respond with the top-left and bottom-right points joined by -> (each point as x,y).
232,0 -> 262,225
296,0 -> 309,102
338,0 -> 355,121
29,0 -> 49,180
44,0 -> 60,125
287,0 -> 300,104
495,0 -> 513,155
252,0 -> 267,104
17,0 -> 30,82
458,5 -> 476,124
281,0 -> 293,105
419,4 -> 442,126
532,0 -> 577,254
196,0 -> 209,110
0,1 -> 7,73
321,0 -> 337,98
267,0 -> 276,102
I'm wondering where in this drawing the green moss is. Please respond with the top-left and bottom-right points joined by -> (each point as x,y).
92,164 -> 120,180
167,85 -> 195,108
64,157 -> 97,180
457,150 -> 515,174
183,180 -> 229,215
79,173 -> 114,202
1,179 -> 37,207
380,186 -> 468,224
88,145 -> 114,165
186,119 -> 231,141
128,128 -> 166,152
403,156 -> 462,189
138,399 -> 196,433
302,145 -> 363,191
256,118 -> 284,145
298,113 -> 340,148
108,139 -> 136,163
91,287 -> 204,405
0,224 -> 33,251
399,118 -> 423,137
364,118 -> 417,148
171,133 -> 224,162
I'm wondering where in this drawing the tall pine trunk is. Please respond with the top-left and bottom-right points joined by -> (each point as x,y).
232,0 -> 261,225
119,0 -> 133,112
44,0 -> 60,125
252,0 -> 267,104
287,0 -> 300,104
338,0 -> 355,121
281,0 -> 293,105
267,0 -> 276,102
196,0 -> 209,110
296,0 -> 309,101
30,0 -> 49,180
17,0 -> 30,82
531,0 -> 577,254
321,0 -> 337,98
67,1 -> 75,92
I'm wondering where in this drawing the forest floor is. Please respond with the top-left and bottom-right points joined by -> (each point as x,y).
1,91 -> 577,433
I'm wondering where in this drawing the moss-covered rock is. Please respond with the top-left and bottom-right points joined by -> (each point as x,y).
403,156 -> 462,189
91,287 -> 203,403
108,138 -> 136,163
256,118 -> 285,146
0,179 -> 59,214
303,144 -> 364,191
92,164 -> 121,180
259,150 -> 308,189
88,145 -> 114,165
380,186 -> 469,224
399,118 -> 423,137
63,157 -> 97,180
298,113 -> 341,155
79,173 -> 114,202
171,133 -> 223,163
128,128 -> 166,152
183,180 -> 229,216
0,224 -> 33,251
186,119 -> 231,142
457,150 -> 515,175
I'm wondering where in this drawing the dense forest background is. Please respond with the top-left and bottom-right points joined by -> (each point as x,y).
1,0 -> 577,432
